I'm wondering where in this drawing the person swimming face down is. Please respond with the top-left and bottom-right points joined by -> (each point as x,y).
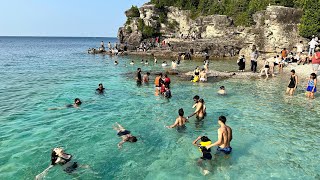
127,136 -> 138,142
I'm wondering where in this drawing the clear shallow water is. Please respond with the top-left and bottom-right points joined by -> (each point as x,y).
0,37 -> 319,180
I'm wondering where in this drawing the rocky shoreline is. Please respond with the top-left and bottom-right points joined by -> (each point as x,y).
118,4 -> 306,61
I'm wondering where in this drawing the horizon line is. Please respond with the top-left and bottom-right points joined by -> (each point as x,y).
0,35 -> 118,38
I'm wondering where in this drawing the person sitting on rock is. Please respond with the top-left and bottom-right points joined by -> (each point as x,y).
199,68 -> 207,82
191,66 -> 200,82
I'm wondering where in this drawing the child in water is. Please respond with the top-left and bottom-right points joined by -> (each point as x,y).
193,136 -> 213,175
218,86 -> 227,95
306,73 -> 317,99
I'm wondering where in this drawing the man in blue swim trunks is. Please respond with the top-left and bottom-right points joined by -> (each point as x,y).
206,116 -> 233,154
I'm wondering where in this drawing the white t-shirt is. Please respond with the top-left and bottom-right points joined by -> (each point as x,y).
251,51 -> 258,61
296,43 -> 304,52
309,39 -> 318,48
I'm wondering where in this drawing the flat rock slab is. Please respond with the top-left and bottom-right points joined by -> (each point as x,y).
185,70 -> 259,79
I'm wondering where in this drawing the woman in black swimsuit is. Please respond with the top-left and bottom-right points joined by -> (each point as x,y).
113,122 -> 137,148
35,147 -> 88,179
286,69 -> 298,96
51,148 -> 79,173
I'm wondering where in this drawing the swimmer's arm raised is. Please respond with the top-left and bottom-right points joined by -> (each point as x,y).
192,103 -> 197,108
192,136 -> 201,146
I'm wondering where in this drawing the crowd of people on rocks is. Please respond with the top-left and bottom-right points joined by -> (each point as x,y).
87,41 -> 125,55
236,36 -> 319,98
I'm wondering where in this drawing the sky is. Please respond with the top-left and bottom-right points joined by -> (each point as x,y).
0,0 -> 149,37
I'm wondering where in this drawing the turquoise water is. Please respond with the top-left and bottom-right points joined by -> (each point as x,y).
0,37 -> 319,179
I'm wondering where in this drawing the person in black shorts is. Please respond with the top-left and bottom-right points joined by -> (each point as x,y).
113,122 -> 137,149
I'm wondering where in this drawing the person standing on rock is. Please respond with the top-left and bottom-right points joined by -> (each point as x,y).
311,47 -> 320,74
308,36 -> 318,56
267,57 -> 275,76
296,41 -> 304,60
250,49 -> 259,73
237,55 -> 246,72
108,42 -> 112,50
100,41 -> 105,50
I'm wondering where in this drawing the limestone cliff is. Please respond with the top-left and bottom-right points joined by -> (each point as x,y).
118,4 -> 304,58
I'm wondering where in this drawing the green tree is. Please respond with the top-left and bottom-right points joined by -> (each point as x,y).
126,6 -> 140,17
147,0 -> 320,37
299,0 -> 320,38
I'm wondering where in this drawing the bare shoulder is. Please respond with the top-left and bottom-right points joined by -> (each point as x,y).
226,126 -> 232,132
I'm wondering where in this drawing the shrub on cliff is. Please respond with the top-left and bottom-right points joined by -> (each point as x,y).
126,6 -> 140,17
148,0 -> 318,38
298,0 -> 320,38
138,18 -> 158,38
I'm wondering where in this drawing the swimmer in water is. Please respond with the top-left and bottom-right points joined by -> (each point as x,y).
188,97 -> 205,126
166,108 -> 188,132
162,61 -> 168,67
141,59 -> 144,64
48,98 -> 82,110
206,116 -> 233,155
218,86 -> 227,95
193,136 -> 213,175
113,122 -> 138,149
154,56 -> 157,63
67,98 -> 82,108
114,61 -> 118,65
96,83 -> 105,94
154,73 -> 163,96
130,61 -> 134,65
172,60 -> 177,70
164,85 -> 172,98
145,60 -> 149,65
191,96 -> 206,118
143,72 -> 150,83
35,147 -> 89,179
